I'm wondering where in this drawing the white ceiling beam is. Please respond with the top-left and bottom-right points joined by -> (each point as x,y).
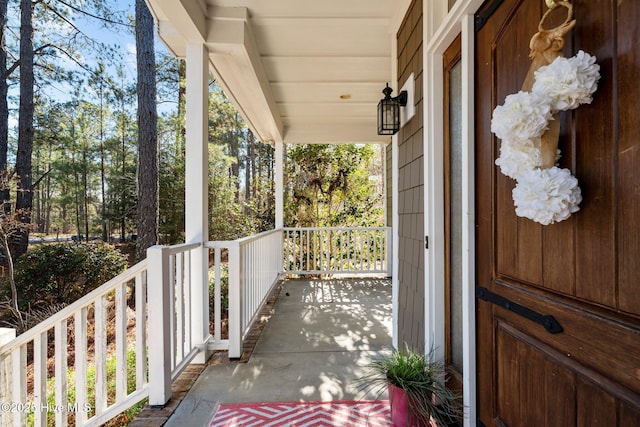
282,118 -> 387,144
206,7 -> 284,143
251,18 -> 391,56
262,56 -> 390,83
207,0 -> 394,18
277,103 -> 376,118
146,0 -> 208,45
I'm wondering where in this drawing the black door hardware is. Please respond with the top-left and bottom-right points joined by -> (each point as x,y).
477,286 -> 563,334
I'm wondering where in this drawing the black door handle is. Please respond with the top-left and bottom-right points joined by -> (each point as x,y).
477,286 -> 563,334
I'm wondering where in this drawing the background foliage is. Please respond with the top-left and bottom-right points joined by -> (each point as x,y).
285,144 -> 383,227
12,242 -> 128,308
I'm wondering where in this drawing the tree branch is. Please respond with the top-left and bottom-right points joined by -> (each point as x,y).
53,0 -> 133,28
32,168 -> 51,188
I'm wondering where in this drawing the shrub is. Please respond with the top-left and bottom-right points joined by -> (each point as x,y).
13,243 -> 128,309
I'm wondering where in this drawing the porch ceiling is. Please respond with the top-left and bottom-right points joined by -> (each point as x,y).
146,0 -> 399,144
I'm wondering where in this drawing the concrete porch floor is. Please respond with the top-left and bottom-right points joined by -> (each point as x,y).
161,277 -> 393,426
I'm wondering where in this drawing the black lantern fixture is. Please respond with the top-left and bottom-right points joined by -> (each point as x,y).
377,83 -> 408,135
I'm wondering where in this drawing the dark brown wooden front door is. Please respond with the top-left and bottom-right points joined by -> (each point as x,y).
475,0 -> 640,425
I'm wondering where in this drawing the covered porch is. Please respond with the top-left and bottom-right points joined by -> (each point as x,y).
0,226 -> 392,426
162,276 -> 392,426
0,0 -> 473,426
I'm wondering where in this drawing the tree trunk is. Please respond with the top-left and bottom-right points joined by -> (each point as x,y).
245,131 -> 252,204
99,81 -> 108,242
250,131 -> 256,200
230,117 -> 240,202
0,0 -> 9,211
13,0 -> 35,258
120,78 -> 127,241
73,151 -> 81,240
135,0 -> 158,260
177,59 -> 186,158
34,148 -> 41,232
82,140 -> 89,241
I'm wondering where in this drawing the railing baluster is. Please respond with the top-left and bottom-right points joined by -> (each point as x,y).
359,229 -> 364,271
169,253 -> 176,370
175,253 -> 184,362
306,229 -> 310,272
313,229 -> 318,272
347,229 -> 351,271
297,230 -> 302,271
115,282 -> 127,402
183,250 -> 192,352
135,271 -> 147,391
214,247 -> 222,344
55,319 -> 68,426
11,345 -> 26,427
320,229 -> 325,271
33,331 -> 47,427
95,295 -> 108,415
373,229 -> 378,271
368,229 -> 372,270
335,228 -> 339,272
75,308 -> 88,426
284,229 -> 288,271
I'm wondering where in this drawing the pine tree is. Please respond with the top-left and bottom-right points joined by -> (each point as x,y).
135,0 -> 158,260
0,0 -> 9,212
13,0 -> 35,258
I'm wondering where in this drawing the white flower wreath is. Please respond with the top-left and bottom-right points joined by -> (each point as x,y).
491,50 -> 600,225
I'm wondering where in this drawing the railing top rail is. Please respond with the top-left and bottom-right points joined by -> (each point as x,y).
0,259 -> 148,353
205,226 -> 390,250
282,226 -> 390,231
165,241 -> 201,255
206,228 -> 282,248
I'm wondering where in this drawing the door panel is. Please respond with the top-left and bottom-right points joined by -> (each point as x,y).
475,0 -> 640,425
618,0 -> 640,316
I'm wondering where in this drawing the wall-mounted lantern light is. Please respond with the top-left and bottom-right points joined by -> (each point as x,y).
377,83 -> 408,135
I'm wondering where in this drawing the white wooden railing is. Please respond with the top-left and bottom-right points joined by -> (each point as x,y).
206,229 -> 282,358
0,242 -> 203,427
282,227 -> 391,275
146,243 -> 205,406
0,227 -> 391,426
0,261 -> 149,427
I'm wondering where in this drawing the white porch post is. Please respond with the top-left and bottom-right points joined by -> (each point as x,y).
275,139 -> 284,228
227,242 -> 242,358
147,246 -> 172,406
185,43 -> 212,363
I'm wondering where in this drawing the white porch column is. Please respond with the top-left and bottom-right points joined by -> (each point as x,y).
185,43 -> 212,363
274,139 -> 284,228
147,246 -> 172,406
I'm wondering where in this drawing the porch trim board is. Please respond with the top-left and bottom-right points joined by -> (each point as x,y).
422,1 -> 484,426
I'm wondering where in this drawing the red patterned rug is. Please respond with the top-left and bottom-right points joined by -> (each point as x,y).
208,400 -> 393,427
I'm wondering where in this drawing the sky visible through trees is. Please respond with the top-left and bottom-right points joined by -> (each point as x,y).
0,0 -> 384,258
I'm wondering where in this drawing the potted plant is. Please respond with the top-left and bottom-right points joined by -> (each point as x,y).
359,346 -> 461,427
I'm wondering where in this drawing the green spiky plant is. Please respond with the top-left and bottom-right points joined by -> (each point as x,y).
359,346 -> 461,426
